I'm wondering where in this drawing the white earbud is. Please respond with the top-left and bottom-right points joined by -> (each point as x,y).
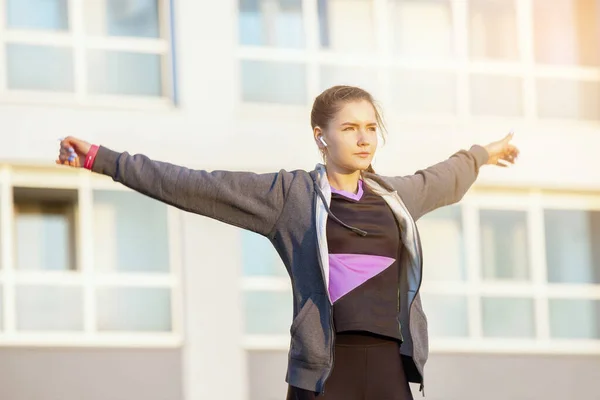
319,136 -> 328,147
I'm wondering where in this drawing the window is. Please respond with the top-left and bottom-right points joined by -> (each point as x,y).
92,190 -> 170,273
549,299 -> 600,339
96,287 -> 171,332
418,206 -> 465,281
1,0 -> 174,104
7,44 -> 74,92
481,296 -> 535,338
238,0 -> 304,48
0,167 -> 181,345
544,209 -> 600,284
236,0 -> 600,122
533,0 -> 600,66
469,0 -> 518,60
531,0 -> 600,121
14,188 -> 77,271
391,70 -> 457,115
480,209 -> 529,281
318,0 -> 375,53
244,290 -> 292,335
85,0 -> 160,38
470,75 -> 524,117
16,286 -> 84,331
418,191 -> 600,348
240,231 -> 290,337
389,0 -> 454,59
0,286 -> 3,330
536,79 -> 600,120
7,0 -> 69,31
240,60 -> 307,105
424,294 -> 469,338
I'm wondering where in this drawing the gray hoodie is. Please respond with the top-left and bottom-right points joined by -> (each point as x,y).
91,144 -> 489,395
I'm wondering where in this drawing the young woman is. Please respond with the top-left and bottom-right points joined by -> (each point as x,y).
56,85 -> 518,400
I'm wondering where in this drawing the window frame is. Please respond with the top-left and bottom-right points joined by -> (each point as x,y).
236,0 -> 600,125
240,189 -> 600,355
0,0 -> 177,110
0,165 -> 183,347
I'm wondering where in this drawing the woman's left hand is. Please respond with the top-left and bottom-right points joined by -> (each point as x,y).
483,132 -> 520,167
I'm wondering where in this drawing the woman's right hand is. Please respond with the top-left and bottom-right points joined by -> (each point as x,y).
56,136 -> 92,168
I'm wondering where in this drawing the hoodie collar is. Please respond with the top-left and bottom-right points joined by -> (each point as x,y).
313,163 -> 396,195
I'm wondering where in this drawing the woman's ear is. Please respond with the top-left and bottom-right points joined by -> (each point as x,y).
314,127 -> 326,149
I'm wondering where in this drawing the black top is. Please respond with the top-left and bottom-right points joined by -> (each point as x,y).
326,181 -> 403,341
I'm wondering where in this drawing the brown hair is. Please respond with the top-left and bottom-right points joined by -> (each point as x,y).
310,85 -> 386,172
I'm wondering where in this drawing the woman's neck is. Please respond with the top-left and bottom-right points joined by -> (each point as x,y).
325,164 -> 362,194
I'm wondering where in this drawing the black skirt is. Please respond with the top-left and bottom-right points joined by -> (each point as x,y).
286,332 -> 414,400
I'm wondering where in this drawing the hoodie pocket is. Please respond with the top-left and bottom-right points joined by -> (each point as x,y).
289,294 -> 329,366
290,297 -> 317,336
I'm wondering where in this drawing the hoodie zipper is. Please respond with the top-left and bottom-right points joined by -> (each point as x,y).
313,189 -> 335,395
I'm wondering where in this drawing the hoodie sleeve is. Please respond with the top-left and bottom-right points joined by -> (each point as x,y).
386,145 -> 489,220
91,146 -> 292,237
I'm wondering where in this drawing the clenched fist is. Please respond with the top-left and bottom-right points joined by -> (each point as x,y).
56,136 -> 92,168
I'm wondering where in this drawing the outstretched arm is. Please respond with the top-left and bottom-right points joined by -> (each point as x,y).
56,137 -> 292,237
387,133 -> 519,220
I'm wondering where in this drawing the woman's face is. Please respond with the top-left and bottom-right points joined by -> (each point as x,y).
315,99 -> 379,173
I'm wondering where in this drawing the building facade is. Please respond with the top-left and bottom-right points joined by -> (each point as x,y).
0,0 -> 599,399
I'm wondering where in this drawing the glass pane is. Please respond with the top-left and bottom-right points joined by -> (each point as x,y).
469,0 -> 518,60
0,187 -> 2,270
533,0 -> 600,66
422,294 -> 468,338
545,209 -> 600,284
93,191 -> 170,273
418,206 -> 465,281
318,0 -> 375,52
86,0 -> 159,38
87,50 -> 162,97
6,44 -> 74,92
7,0 -> 68,31
319,66 -> 380,98
470,75 -> 523,117
15,204 -> 74,271
239,0 -> 304,48
392,70 -> 457,115
536,79 -> 600,120
0,286 -> 3,330
549,298 -> 600,339
97,287 -> 171,331
389,0 -> 453,58
241,60 -> 307,104
482,297 -> 535,338
16,286 -> 83,331
244,290 -> 292,334
242,231 -> 285,277
480,210 -> 529,281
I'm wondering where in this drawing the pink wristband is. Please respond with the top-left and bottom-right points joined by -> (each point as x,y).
84,145 -> 99,170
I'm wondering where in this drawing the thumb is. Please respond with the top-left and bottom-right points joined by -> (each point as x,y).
503,131 -> 514,143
